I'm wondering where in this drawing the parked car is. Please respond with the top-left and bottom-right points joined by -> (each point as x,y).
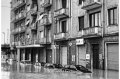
53,64 -> 63,69
75,65 -> 91,73
20,60 -> 32,65
62,65 -> 77,71
44,63 -> 55,69
40,62 -> 46,66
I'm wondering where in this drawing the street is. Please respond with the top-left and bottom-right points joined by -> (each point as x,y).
1,62 -> 119,79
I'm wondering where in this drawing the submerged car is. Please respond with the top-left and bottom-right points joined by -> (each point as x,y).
53,64 -> 63,69
62,65 -> 77,71
75,65 -> 91,73
44,63 -> 55,69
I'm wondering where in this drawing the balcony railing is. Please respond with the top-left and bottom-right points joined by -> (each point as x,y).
12,11 -> 26,23
12,26 -> 26,34
39,37 -> 51,44
82,26 -> 102,37
14,41 -> 25,46
12,0 -> 26,11
41,14 -> 52,26
81,0 -> 102,10
41,0 -> 52,8
31,39 -> 39,45
54,8 -> 69,19
54,33 -> 66,40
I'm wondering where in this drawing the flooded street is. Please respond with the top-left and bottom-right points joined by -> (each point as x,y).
1,62 -> 119,79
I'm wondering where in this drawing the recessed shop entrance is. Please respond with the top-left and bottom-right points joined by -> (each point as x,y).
92,44 -> 99,69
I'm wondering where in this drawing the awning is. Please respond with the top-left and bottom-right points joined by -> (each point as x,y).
16,44 -> 44,48
25,20 -> 30,25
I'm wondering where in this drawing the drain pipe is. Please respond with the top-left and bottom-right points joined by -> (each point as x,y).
102,0 -> 106,70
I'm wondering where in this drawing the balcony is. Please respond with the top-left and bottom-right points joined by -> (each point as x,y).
30,39 -> 39,45
82,27 -> 102,38
54,33 -> 66,40
12,0 -> 26,11
41,0 -> 52,8
41,14 -> 52,26
81,0 -> 102,10
39,38 -> 51,44
12,26 -> 26,34
12,11 -> 26,23
54,8 -> 69,19
13,41 -> 25,46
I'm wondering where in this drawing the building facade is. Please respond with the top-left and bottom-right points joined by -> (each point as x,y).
10,0 -> 119,71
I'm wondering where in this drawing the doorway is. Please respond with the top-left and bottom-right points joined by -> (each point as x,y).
61,46 -> 67,65
46,49 -> 52,63
92,44 -> 99,69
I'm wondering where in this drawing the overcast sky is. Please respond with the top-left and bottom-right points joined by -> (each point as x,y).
1,0 -> 11,44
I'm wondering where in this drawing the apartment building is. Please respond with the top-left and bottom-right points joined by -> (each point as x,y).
53,0 -> 119,71
10,0 -> 119,71
10,0 -> 54,64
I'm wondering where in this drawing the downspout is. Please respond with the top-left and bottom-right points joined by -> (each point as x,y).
102,0 -> 106,70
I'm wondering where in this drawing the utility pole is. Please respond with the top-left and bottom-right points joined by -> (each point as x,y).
2,32 -> 5,44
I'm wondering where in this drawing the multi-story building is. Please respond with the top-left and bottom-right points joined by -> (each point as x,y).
53,0 -> 119,71
10,0 -> 54,64
10,0 -> 119,71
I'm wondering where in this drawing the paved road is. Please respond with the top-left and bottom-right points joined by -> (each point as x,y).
1,62 -> 119,79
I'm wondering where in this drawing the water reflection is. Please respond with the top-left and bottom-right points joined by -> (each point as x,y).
1,62 -> 119,79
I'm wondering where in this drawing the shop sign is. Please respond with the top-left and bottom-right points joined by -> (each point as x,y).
76,39 -> 84,45
86,54 -> 90,59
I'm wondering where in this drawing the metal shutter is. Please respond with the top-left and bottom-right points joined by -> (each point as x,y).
61,46 -> 67,66
78,45 -> 86,66
107,43 -> 119,70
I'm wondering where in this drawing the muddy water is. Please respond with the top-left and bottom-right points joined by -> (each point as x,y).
1,62 -> 119,79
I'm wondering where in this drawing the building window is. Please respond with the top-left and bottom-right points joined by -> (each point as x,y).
79,0 -> 85,5
40,31 -> 44,38
78,16 -> 84,30
56,20 -> 67,33
62,0 -> 67,8
108,7 -> 117,25
61,20 -> 67,33
89,12 -> 101,27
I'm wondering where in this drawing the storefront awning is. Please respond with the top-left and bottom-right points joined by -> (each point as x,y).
16,44 -> 44,48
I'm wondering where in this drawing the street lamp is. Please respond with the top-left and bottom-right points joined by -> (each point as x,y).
2,32 -> 5,44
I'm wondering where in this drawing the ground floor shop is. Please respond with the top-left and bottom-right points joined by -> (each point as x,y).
104,35 -> 119,70
54,35 -> 119,71
15,45 -> 53,64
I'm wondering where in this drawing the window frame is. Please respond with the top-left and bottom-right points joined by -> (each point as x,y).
89,11 -> 101,27
78,16 -> 84,31
108,7 -> 117,25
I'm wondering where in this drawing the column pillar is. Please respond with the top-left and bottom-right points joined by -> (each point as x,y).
17,48 -> 20,72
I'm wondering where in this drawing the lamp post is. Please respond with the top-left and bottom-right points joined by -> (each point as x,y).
2,32 -> 5,44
